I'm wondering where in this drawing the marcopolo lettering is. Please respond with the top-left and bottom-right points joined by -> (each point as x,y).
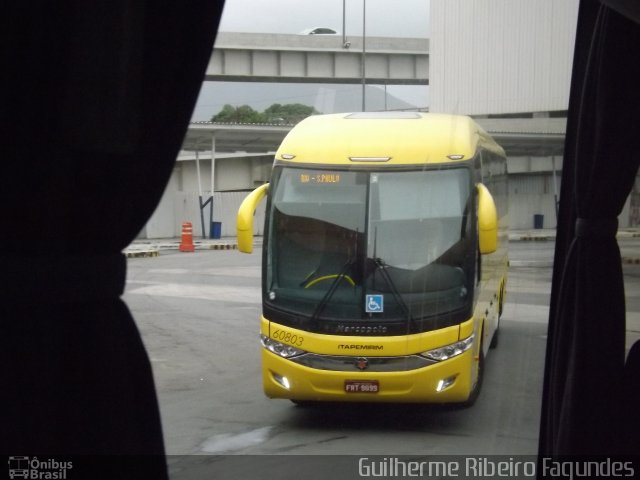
336,325 -> 388,334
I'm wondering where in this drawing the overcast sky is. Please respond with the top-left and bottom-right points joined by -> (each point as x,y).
218,0 -> 430,37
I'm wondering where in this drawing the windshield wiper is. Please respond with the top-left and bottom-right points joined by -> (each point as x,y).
309,229 -> 359,323
371,257 -> 414,326
369,226 -> 413,326
309,256 -> 355,323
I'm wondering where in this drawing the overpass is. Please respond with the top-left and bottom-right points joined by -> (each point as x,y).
207,32 -> 429,85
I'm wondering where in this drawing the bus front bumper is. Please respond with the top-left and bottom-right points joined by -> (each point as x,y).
262,348 -> 475,403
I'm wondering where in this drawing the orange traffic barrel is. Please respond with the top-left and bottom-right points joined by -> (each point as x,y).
179,222 -> 195,252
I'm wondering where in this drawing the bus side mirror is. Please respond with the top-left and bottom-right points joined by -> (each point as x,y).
237,183 -> 269,253
477,183 -> 498,255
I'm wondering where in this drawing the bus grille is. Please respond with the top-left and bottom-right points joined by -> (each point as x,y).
288,354 -> 436,372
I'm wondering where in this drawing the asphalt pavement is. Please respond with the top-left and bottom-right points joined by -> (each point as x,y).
125,228 -> 640,356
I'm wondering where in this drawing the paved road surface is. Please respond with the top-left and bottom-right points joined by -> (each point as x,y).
123,239 -> 640,478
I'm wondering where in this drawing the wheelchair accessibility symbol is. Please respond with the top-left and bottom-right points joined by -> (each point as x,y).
366,295 -> 384,313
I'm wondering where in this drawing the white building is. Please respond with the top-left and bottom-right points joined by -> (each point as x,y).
429,0 -> 583,231
429,0 -> 579,116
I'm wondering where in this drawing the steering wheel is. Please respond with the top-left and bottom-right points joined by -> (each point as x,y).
303,274 -> 356,289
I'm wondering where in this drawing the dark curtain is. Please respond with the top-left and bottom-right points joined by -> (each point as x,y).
1,0 -> 225,475
539,0 -> 640,459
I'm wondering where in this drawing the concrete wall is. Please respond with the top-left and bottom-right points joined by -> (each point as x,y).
171,190 -> 266,239
178,156 -> 271,193
142,154 -> 566,238
430,0 -> 579,115
509,174 -> 560,229
141,155 -> 272,239
507,168 -> 633,230
142,167 -> 182,238
140,153 -> 637,239
143,187 -> 267,240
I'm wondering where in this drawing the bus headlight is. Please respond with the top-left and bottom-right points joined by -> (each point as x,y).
421,335 -> 474,362
260,334 -> 306,358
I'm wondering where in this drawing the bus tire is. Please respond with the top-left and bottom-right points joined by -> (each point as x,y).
490,286 -> 504,349
489,319 -> 499,349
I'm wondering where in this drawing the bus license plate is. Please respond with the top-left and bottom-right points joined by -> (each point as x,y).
344,380 -> 379,393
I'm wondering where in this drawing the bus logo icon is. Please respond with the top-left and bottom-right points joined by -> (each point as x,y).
366,295 -> 383,313
8,457 -> 29,479
355,357 -> 369,370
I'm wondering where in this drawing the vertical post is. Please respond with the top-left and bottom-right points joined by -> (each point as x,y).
210,134 -> 216,237
552,156 -> 559,224
342,0 -> 346,47
195,150 -> 206,239
384,83 -> 387,111
361,0 -> 366,112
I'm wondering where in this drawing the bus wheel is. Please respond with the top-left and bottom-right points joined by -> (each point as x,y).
461,340 -> 485,408
490,286 -> 504,349
489,318 -> 500,349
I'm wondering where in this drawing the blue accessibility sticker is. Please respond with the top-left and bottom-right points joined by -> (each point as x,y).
366,294 -> 384,313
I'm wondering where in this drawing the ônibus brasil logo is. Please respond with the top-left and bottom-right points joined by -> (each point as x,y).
8,456 -> 73,479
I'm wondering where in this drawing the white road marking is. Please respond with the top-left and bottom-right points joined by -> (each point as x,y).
201,426 -> 273,453
148,268 -> 190,275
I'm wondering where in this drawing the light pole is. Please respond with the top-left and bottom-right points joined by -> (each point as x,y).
361,0 -> 366,112
342,0 -> 347,47
343,0 -> 366,111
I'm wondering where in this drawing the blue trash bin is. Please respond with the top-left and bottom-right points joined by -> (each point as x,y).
210,221 -> 222,239
533,214 -> 544,229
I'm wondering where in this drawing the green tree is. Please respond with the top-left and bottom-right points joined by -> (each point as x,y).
211,104 -> 265,123
210,103 -> 319,124
263,103 -> 319,124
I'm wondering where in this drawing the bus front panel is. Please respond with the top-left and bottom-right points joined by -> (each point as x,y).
261,321 -> 477,403
258,163 -> 501,404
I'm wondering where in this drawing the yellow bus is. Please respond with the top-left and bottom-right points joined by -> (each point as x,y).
237,112 -> 508,406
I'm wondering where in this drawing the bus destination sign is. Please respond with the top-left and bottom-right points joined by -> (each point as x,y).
299,173 -> 341,184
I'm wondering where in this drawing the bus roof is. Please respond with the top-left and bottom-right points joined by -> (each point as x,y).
274,112 -> 505,166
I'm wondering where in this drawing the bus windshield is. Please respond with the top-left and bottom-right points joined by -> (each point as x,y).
264,166 -> 475,334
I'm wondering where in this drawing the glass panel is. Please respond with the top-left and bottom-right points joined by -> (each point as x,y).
265,166 -> 474,329
266,169 -> 367,320
366,169 -> 473,320
369,169 -> 469,268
